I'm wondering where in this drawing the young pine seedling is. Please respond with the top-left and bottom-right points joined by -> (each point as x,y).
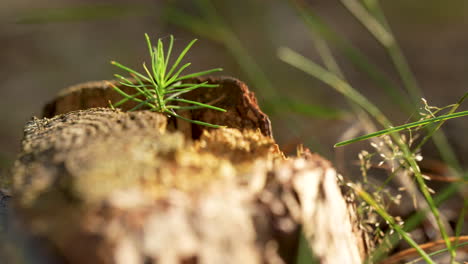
108,33 -> 226,128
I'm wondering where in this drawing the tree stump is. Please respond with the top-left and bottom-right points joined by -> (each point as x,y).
8,77 -> 369,264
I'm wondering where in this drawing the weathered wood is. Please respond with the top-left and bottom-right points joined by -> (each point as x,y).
43,77 -> 273,139
10,77 -> 368,264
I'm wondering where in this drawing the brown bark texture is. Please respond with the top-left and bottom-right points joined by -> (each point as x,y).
6,77 -> 369,264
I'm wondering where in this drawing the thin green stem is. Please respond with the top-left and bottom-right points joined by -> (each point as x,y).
408,241 -> 468,264
335,110 -> 468,147
369,172 -> 467,262
278,47 -> 389,126
403,147 -> 454,259
342,0 -> 422,104
340,0 -> 394,47
413,92 -> 468,172
287,0 -> 413,113
354,184 -> 435,264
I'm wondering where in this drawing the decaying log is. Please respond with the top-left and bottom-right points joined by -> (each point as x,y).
9,77 -> 369,264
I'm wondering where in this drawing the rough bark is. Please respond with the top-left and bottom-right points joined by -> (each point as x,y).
43,77 -> 272,139
9,77 -> 369,264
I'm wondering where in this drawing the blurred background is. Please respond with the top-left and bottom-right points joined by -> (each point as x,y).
1,0 -> 467,262
1,0 -> 468,174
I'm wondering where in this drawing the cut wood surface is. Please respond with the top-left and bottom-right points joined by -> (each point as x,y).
8,77 -> 369,264
43,77 -> 272,139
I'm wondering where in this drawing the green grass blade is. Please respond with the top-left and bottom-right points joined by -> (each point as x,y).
278,47 -> 388,126
454,199 -> 468,249
266,97 -> 346,120
340,0 -> 394,47
359,1 -> 464,202
358,0 -> 422,104
360,6 -> 465,249
279,45 -> 458,255
335,110 -> 468,147
369,176 -> 467,262
409,241 -> 468,263
286,0 -> 413,113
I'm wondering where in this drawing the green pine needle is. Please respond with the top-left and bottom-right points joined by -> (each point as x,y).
109,33 -> 225,128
